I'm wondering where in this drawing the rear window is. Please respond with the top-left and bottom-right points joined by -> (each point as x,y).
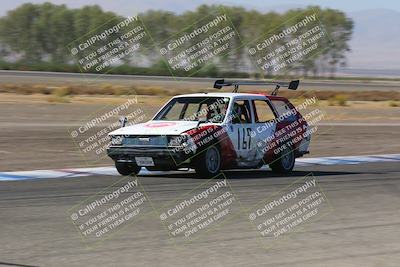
271,100 -> 297,121
252,100 -> 276,123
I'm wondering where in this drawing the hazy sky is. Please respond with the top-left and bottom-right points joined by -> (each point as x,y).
1,0 -> 399,16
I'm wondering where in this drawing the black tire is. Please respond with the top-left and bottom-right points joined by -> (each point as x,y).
115,162 -> 141,176
194,145 -> 221,178
269,145 -> 295,174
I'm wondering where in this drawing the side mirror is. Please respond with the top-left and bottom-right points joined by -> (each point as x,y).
119,116 -> 127,128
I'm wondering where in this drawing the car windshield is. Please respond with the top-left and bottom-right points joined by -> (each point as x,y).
154,97 -> 230,123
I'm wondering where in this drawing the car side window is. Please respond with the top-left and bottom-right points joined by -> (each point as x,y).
253,100 -> 276,123
271,100 -> 297,121
232,100 -> 252,124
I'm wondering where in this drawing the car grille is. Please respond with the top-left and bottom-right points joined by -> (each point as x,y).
121,135 -> 169,147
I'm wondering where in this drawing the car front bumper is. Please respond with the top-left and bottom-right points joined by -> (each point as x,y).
107,146 -> 194,169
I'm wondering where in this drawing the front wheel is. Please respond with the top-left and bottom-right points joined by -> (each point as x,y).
269,145 -> 295,174
194,146 -> 221,178
115,161 -> 141,176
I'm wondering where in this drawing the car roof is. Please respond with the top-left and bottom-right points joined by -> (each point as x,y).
174,92 -> 266,98
173,92 -> 288,101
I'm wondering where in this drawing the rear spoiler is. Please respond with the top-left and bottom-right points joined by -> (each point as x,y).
213,79 -> 299,95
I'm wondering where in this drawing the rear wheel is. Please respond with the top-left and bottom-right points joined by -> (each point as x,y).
194,146 -> 221,178
115,162 -> 141,176
269,145 -> 295,174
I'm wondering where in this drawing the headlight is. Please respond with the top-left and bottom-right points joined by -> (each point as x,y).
168,134 -> 197,153
110,135 -> 124,146
168,135 -> 185,147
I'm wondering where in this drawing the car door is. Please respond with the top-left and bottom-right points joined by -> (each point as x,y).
227,98 -> 258,167
251,98 -> 277,161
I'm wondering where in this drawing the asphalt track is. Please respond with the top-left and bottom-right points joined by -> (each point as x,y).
0,70 -> 399,266
1,161 -> 399,267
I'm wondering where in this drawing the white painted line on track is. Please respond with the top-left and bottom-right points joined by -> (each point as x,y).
0,153 -> 399,181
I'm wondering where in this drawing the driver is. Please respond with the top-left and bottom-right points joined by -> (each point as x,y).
233,103 -> 244,123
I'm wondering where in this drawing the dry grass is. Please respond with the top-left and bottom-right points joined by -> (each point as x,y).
53,87 -> 71,97
1,83 -> 400,102
46,95 -> 70,103
0,83 -> 137,96
0,83 -> 210,97
328,94 -> 348,106
277,90 -> 400,102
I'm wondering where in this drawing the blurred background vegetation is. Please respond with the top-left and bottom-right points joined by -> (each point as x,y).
0,3 -> 353,78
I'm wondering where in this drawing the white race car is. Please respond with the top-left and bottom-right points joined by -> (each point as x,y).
107,79 -> 311,177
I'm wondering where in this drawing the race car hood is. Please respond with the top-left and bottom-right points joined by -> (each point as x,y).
109,120 -> 200,136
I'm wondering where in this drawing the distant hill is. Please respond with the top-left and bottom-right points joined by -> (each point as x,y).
262,7 -> 400,73
344,8 -> 400,71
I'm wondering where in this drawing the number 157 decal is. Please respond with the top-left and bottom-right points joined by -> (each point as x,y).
238,127 -> 252,149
